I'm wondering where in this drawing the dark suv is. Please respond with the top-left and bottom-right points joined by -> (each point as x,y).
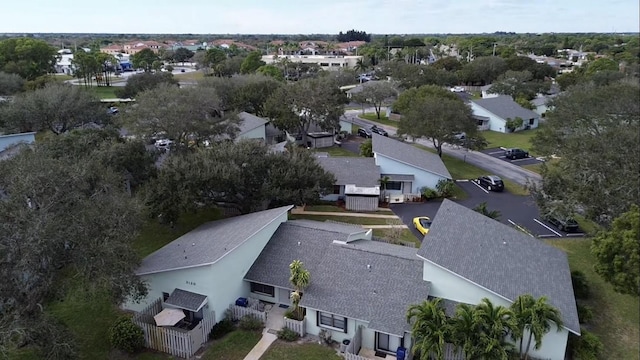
357,128 -> 372,138
371,125 -> 388,137
476,175 -> 505,192
504,148 -> 529,160
545,214 -> 580,233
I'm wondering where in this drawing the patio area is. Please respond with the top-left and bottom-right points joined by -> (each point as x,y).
265,303 -> 288,331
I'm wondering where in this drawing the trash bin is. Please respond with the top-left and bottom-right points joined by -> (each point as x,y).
396,346 -> 406,360
340,339 -> 350,353
235,297 -> 248,307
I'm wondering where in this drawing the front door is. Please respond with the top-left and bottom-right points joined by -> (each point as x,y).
278,288 -> 291,305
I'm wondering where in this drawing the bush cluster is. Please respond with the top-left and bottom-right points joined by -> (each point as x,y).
277,327 -> 299,342
239,315 -> 264,331
108,316 -> 145,353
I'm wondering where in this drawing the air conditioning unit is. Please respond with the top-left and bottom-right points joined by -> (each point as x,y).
389,196 -> 404,204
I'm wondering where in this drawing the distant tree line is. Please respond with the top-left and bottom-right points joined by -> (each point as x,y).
336,29 -> 371,42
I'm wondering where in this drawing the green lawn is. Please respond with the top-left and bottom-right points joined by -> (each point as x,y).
316,146 -> 359,157
202,330 -> 262,360
547,239 -> 639,360
289,214 -> 391,225
372,228 -> 421,247
260,341 -> 342,360
304,204 -> 347,212
360,113 -> 401,128
174,70 -> 205,81
85,86 -> 119,99
481,127 -> 540,152
412,144 -> 529,196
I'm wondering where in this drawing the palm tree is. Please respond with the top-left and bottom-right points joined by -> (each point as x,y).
474,298 -> 516,360
406,298 -> 450,360
450,303 -> 482,360
511,295 -> 564,360
355,58 -> 369,75
378,176 -> 390,203
473,202 -> 501,220
289,260 -> 310,320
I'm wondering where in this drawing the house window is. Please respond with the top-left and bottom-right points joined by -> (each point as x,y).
162,292 -> 170,302
333,185 -> 341,194
317,312 -> 347,332
386,181 -> 402,191
377,332 -> 390,351
529,118 -> 535,125
250,282 -> 275,297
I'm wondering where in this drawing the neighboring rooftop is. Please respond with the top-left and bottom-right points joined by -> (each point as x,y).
237,112 -> 268,136
316,156 -> 381,187
245,221 -> 431,336
472,95 -> 540,120
417,199 -> 580,334
136,205 -> 292,275
372,134 -> 452,179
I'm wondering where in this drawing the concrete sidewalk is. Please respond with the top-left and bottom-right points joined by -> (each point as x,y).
243,330 -> 277,360
291,207 -> 399,219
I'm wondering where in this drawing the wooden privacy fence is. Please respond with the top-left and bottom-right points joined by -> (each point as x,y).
283,317 -> 306,336
132,297 -> 216,358
229,304 -> 267,323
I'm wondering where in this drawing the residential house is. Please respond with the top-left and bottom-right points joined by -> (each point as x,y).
237,112 -> 268,142
372,134 -> 452,202
54,54 -> 75,75
123,205 -> 293,322
480,84 -> 498,99
470,95 -> 540,133
245,219 -> 427,358
123,41 -> 166,55
336,41 -> 367,55
531,94 -> 557,117
100,44 -> 124,55
316,157 -> 381,211
125,200 -> 578,360
418,200 -> 579,360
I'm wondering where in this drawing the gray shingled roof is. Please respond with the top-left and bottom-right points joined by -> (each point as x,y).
417,200 -> 580,334
372,134 -> 452,179
472,95 -> 540,121
245,221 -> 431,336
238,112 -> 268,136
136,205 -> 293,275
316,157 -> 381,187
165,288 -> 208,312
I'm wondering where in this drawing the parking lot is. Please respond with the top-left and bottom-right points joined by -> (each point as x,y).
480,147 -> 544,167
391,180 -> 584,241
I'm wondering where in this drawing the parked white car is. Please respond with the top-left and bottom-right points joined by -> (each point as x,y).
155,139 -> 173,151
450,86 -> 465,93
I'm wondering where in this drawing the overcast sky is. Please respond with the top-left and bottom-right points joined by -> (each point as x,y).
1,0 -> 638,34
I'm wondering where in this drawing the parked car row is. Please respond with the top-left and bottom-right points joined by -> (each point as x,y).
357,125 -> 388,138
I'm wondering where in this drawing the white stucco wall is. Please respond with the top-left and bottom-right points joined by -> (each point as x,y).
374,153 -> 448,192
238,125 -> 266,142
470,103 -> 507,133
305,308 -> 366,344
339,120 -> 353,133
207,211 -> 288,318
422,260 -> 569,360
247,284 -> 292,305
321,185 -> 344,202
123,266 -> 213,312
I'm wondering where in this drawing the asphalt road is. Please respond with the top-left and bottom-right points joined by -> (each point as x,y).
391,181 -> 584,241
343,109 -> 542,187
480,147 -> 543,167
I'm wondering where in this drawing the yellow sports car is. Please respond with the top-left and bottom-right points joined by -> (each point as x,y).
412,216 -> 432,235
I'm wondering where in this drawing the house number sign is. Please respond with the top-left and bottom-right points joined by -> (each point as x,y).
186,281 -> 196,286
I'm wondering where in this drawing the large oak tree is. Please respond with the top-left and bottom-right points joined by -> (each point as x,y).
0,131 -> 149,358
531,82 -> 640,224
265,76 -> 347,145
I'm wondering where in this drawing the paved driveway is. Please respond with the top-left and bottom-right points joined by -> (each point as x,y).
391,181 -> 584,241
480,147 -> 543,167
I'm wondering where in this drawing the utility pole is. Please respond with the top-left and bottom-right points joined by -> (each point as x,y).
493,43 -> 497,56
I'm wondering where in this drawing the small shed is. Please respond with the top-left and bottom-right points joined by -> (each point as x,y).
344,184 -> 380,212
307,132 -> 334,148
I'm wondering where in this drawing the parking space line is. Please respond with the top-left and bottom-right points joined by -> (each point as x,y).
566,233 -> 586,237
470,180 -> 489,193
508,219 -> 535,237
488,151 -> 503,155
511,158 -> 535,163
533,218 -> 562,237
538,234 -> 559,238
